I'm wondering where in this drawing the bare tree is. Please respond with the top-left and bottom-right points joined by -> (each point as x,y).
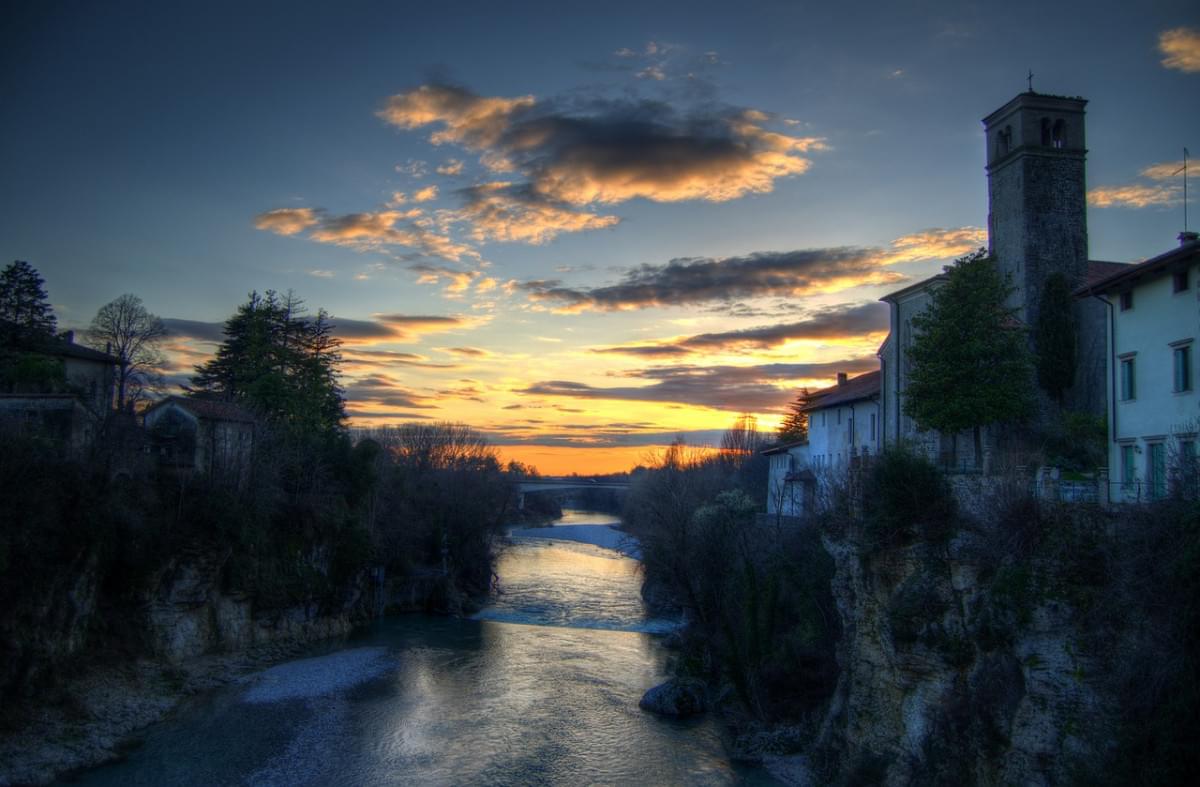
86,293 -> 167,412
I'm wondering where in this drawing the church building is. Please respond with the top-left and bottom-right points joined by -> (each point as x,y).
878,89 -> 1124,470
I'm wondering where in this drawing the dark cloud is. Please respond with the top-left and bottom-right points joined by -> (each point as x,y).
162,318 -> 225,343
592,302 -> 887,356
343,375 -> 438,409
522,357 -> 877,412
520,249 -> 906,312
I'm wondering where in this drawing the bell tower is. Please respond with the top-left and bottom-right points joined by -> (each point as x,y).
983,91 -> 1089,328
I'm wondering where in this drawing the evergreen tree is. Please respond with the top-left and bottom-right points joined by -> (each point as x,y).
0,261 -> 57,339
190,290 -> 346,433
903,249 -> 1033,467
777,388 -> 813,443
1033,272 -> 1077,404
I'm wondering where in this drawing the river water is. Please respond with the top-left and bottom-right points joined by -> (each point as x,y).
71,511 -> 777,786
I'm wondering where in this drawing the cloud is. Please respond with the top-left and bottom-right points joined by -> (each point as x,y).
1088,184 -> 1180,209
329,313 -> 476,344
436,159 -> 465,176
591,302 -> 889,356
344,374 -> 438,409
377,83 -> 825,207
1159,27 -> 1200,72
444,346 -> 490,357
308,269 -> 335,278
522,358 -> 877,412
1140,160 -> 1187,180
253,207 -> 318,236
519,248 -> 903,312
162,318 -> 225,343
255,206 -> 475,261
412,185 -> 439,202
454,182 -> 619,244
883,227 -> 986,263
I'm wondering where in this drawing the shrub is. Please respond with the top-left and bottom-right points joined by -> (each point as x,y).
861,446 -> 957,552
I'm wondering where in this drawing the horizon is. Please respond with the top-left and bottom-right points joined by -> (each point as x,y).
4,1 -> 1197,474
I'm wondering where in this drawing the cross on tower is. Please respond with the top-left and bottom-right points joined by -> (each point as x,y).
1027,69 -> 1034,92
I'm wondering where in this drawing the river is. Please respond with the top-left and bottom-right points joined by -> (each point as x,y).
69,511 -> 778,786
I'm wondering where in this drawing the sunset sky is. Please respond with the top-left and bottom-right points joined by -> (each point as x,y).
3,1 -> 1198,473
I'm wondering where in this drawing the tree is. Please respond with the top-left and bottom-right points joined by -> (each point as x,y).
190,290 -> 346,434
903,249 -> 1033,467
0,261 -> 56,339
1034,272 -> 1077,404
85,293 -> 167,412
777,388 -> 813,443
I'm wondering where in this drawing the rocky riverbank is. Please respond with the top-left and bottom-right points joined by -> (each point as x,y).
0,627 -> 354,786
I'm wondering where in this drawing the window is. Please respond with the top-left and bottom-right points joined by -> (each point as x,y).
1052,119 -> 1065,148
1119,290 -> 1133,311
837,408 -> 842,425
1121,444 -> 1137,486
1040,117 -> 1052,146
1120,357 -> 1136,400
1174,270 -> 1190,293
1176,345 -> 1193,393
821,411 -> 827,427
1148,443 -> 1167,499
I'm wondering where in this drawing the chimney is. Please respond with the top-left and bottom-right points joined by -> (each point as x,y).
1179,231 -> 1199,247
837,372 -> 848,386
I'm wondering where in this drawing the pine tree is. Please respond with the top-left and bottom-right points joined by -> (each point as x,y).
1034,272 -> 1077,404
190,290 -> 346,433
0,261 -> 57,339
903,249 -> 1033,467
778,388 -> 813,443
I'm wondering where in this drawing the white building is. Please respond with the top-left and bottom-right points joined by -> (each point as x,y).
763,371 -> 880,518
1078,234 -> 1200,501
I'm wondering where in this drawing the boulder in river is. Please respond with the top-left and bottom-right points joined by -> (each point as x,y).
639,677 -> 707,717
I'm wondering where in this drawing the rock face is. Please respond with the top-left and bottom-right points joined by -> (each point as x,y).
803,525 -> 1113,786
639,677 -> 707,717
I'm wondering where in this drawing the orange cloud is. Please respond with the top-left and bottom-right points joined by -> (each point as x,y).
1159,27 -> 1200,72
377,84 -> 535,148
1140,160 -> 1187,180
412,185 -> 439,203
455,182 -> 619,244
1088,184 -> 1180,208
883,227 -> 987,263
253,207 -> 318,236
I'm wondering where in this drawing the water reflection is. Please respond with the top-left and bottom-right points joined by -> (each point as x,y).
69,511 -> 776,786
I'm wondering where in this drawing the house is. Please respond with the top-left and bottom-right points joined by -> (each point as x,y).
763,370 -> 880,518
805,370 -> 881,471
1076,233 -> 1200,501
878,89 -> 1127,470
0,329 -> 120,450
764,440 -> 812,518
143,396 -> 256,480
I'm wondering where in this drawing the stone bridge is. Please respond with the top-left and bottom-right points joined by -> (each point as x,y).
515,478 -> 630,509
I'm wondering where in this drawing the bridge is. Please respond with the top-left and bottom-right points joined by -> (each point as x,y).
515,478 -> 630,509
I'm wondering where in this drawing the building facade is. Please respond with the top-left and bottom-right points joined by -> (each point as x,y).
1078,235 -> 1200,501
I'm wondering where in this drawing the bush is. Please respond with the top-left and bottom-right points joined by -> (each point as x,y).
861,446 -> 957,552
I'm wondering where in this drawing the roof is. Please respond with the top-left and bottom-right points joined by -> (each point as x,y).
1075,240 -> 1199,296
0,323 -> 121,364
146,395 -> 256,423
880,273 -> 947,303
1082,260 -> 1132,290
762,440 -> 807,456
802,370 -> 881,412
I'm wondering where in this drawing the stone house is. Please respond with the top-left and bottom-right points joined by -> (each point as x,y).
143,396 -> 256,481
764,440 -> 811,518
0,330 -> 120,450
1076,234 -> 1200,501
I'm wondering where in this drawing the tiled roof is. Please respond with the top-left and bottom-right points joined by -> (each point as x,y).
0,322 -> 121,364
1082,260 -> 1132,290
802,370 -> 881,412
147,395 -> 257,423
1075,242 -> 1199,296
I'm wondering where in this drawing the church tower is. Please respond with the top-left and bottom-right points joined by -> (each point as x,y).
983,91 -> 1089,328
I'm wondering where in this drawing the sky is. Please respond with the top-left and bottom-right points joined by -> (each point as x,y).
2,1 -> 1198,474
